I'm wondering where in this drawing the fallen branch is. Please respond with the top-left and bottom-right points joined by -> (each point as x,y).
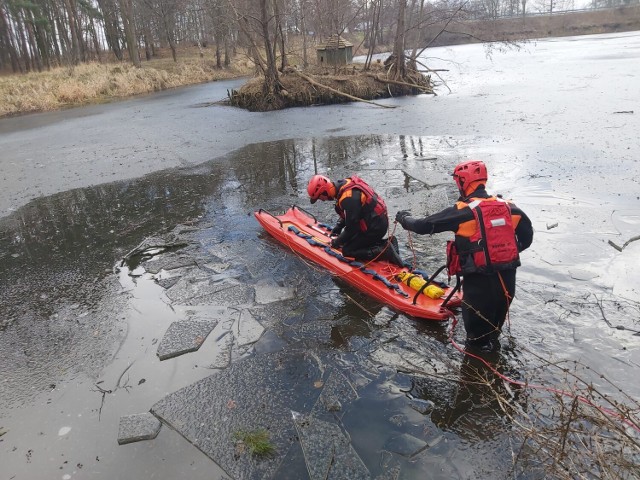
593,294 -> 640,335
92,362 -> 135,420
121,238 -> 189,266
367,73 -> 435,94
291,70 -> 396,109
414,58 -> 450,94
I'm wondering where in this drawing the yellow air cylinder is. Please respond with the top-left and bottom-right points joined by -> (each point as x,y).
396,272 -> 445,299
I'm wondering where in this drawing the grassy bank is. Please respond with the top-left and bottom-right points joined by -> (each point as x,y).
0,49 -> 254,118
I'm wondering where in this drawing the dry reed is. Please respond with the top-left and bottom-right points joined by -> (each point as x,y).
0,52 -> 254,117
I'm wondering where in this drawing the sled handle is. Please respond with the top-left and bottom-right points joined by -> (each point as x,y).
258,209 -> 283,227
292,205 -> 318,223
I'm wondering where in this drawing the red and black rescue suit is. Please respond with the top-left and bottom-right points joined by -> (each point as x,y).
400,186 -> 533,350
330,177 -> 391,261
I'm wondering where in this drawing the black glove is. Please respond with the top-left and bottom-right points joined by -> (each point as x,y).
330,238 -> 342,249
395,210 -> 412,227
331,224 -> 343,236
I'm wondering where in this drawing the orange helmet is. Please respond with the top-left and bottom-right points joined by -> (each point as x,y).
307,175 -> 336,204
452,160 -> 488,195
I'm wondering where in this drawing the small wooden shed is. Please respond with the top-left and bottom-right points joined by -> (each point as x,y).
316,34 -> 353,66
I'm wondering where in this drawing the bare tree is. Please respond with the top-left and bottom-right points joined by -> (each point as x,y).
363,0 -> 382,69
229,0 -> 283,97
96,0 -> 125,60
120,0 -> 141,66
389,0 -> 407,79
139,0 -> 184,62
0,2 -> 21,72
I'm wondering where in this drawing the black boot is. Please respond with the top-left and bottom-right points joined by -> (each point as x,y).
380,243 -> 405,267
389,235 -> 399,253
383,236 -> 407,267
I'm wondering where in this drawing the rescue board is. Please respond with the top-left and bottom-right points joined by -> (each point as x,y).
255,205 -> 461,321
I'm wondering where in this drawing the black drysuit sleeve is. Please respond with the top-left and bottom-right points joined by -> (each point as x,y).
333,190 -> 363,248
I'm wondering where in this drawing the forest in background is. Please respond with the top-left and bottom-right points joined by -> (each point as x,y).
1,0 -> 639,75
1,0 -> 639,115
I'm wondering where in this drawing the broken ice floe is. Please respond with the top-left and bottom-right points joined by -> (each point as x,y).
234,309 -> 264,346
383,433 -> 428,457
156,319 -> 217,360
311,369 -> 358,417
151,350 -> 323,480
117,412 -> 161,445
292,411 -> 370,479
254,282 -> 296,304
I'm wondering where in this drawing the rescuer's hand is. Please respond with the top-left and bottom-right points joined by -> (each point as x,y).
395,210 -> 412,228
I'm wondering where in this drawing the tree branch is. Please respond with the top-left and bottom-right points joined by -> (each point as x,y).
292,70 -> 397,108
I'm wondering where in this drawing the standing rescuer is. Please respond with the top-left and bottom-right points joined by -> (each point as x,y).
307,174 -> 405,267
395,160 -> 534,353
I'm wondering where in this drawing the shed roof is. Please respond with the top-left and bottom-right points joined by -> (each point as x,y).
317,34 -> 353,50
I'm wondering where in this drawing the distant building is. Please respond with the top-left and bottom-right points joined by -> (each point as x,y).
316,34 -> 353,66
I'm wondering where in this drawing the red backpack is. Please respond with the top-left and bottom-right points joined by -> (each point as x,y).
448,198 -> 520,275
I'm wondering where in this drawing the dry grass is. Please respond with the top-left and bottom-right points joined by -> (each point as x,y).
0,48 -> 254,117
497,358 -> 640,479
411,345 -> 640,479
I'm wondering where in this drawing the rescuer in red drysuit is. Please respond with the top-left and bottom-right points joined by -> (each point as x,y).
395,160 -> 534,353
307,174 -> 405,267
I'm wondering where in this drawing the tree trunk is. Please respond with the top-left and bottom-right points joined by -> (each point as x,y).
275,0 -> 287,71
224,34 -> 230,67
391,0 -> 407,80
164,16 -> 177,62
260,0 -> 280,95
23,8 -> 43,71
0,3 -> 22,72
364,0 -> 381,70
15,10 -> 32,71
88,16 -> 103,62
408,0 -> 424,72
42,2 -> 62,66
119,0 -> 140,66
96,0 -> 123,60
67,0 -> 87,62
142,24 -> 154,60
62,0 -> 80,64
300,2 -> 308,68
29,5 -> 51,69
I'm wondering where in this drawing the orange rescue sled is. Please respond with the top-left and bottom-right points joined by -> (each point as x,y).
254,205 -> 461,321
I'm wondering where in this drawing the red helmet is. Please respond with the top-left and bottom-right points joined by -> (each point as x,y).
452,160 -> 488,195
307,175 -> 336,204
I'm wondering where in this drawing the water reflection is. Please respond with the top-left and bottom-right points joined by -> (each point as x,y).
228,135 -> 402,205
0,169 -> 224,328
398,135 -> 437,160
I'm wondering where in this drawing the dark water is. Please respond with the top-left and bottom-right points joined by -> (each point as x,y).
1,135 -> 638,479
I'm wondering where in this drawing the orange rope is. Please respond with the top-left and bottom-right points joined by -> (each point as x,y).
405,230 -> 418,271
447,320 -> 640,433
497,271 -> 512,328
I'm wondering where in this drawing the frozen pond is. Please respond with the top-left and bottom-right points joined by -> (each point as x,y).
0,31 -> 639,479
